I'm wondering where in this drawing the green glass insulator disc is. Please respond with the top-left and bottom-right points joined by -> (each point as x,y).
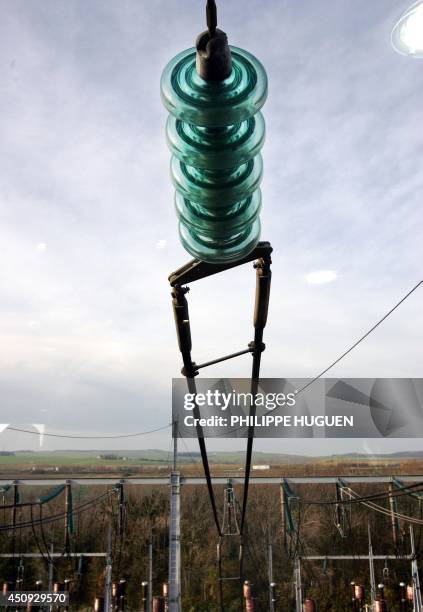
170,153 -> 263,208
161,46 -> 267,128
166,112 -> 265,170
161,44 -> 267,263
179,218 -> 261,264
175,189 -> 262,237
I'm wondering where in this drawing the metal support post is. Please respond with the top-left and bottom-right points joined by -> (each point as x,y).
168,472 -> 181,612
11,482 -> 19,558
280,483 -> 287,550
270,582 -> 277,612
48,542 -> 54,612
294,557 -> 302,612
148,532 -> 153,612
118,482 -> 125,539
335,481 -> 345,537
389,481 -> 399,549
410,526 -> 422,612
16,559 -> 24,590
141,582 -> 148,612
268,533 -> 275,612
172,422 -> 178,472
368,524 -> 376,607
64,482 -> 72,552
103,526 -> 112,612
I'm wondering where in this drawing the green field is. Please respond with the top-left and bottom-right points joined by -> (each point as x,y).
1,449 -> 422,468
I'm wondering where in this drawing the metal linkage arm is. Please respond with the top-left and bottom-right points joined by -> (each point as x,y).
253,252 -> 272,331
169,241 -> 273,377
171,286 -> 196,378
169,241 -> 273,287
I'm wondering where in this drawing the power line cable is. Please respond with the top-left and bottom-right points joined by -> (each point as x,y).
296,279 -> 422,395
344,487 -> 423,526
299,482 -> 423,507
0,490 -> 114,532
6,423 -> 171,439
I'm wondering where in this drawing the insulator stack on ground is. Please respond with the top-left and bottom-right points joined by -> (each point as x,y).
351,581 -> 356,609
270,581 -> 277,611
152,596 -> 165,612
243,580 -> 252,599
243,580 -> 255,611
406,584 -> 414,601
53,582 -> 64,611
93,596 -> 104,611
63,579 -> 71,611
112,579 -> 126,610
304,598 -> 317,612
399,582 -> 409,611
354,584 -> 365,601
141,581 -> 148,611
163,582 -> 169,611
351,582 -> 365,611
245,599 -> 254,612
375,601 -> 388,612
161,3 -> 267,263
3,581 -> 14,594
27,580 -> 43,611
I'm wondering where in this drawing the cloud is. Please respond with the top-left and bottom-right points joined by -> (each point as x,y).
305,270 -> 338,285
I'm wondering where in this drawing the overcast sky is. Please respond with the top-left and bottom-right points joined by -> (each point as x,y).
0,0 -> 422,455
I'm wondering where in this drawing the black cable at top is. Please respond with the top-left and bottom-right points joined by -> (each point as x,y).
206,0 -> 217,36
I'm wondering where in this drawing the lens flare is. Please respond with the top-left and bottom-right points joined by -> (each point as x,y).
392,1 -> 423,57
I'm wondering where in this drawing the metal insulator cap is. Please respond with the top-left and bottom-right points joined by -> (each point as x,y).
196,29 -> 232,81
195,1 -> 232,80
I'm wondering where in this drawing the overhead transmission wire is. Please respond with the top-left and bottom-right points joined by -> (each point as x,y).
298,481 -> 423,507
296,279 -> 422,395
30,503 -> 50,566
28,488 -> 58,570
6,423 -> 171,439
177,425 -> 203,474
299,483 -> 423,526
298,483 -> 423,526
343,487 -> 423,527
0,490 -> 115,532
30,502 -> 61,575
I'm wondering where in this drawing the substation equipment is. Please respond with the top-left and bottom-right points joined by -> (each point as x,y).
1,477 -> 423,611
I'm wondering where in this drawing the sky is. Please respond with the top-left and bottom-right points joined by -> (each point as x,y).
0,0 -> 422,455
